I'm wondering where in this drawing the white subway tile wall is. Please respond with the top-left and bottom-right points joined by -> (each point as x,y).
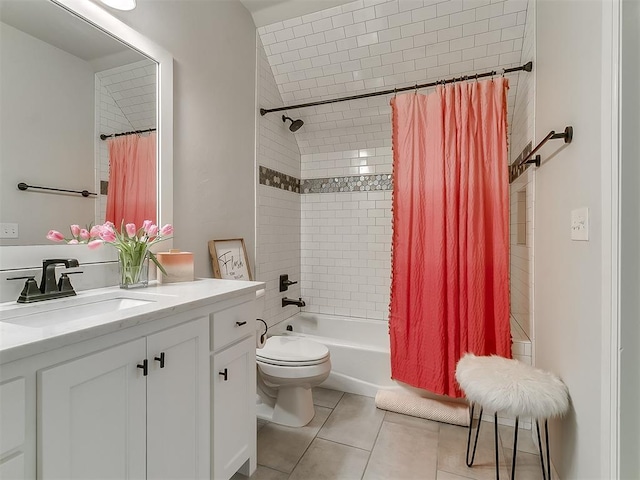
258,0 -> 528,155
508,0 -> 534,341
301,146 -> 393,179
510,168 -> 533,339
301,189 -> 392,320
257,39 -> 303,327
95,60 -> 156,224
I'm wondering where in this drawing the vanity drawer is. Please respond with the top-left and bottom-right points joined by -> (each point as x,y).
211,301 -> 255,352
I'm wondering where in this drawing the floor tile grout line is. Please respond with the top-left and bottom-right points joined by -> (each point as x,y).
358,410 -> 387,479
284,400 -> 335,479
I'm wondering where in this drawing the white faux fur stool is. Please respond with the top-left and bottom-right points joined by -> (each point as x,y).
455,353 -> 569,480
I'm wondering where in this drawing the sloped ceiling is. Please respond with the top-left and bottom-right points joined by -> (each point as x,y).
256,0 -> 529,156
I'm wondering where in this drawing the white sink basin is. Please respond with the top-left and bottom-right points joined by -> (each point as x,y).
0,292 -> 157,328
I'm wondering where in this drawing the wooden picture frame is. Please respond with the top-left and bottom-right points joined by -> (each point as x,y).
208,238 -> 253,281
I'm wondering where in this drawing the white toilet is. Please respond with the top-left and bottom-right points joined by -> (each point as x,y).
256,336 -> 331,427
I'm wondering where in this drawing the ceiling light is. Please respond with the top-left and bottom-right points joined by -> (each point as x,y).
98,0 -> 136,11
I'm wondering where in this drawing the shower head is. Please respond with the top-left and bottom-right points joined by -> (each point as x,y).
282,115 -> 304,132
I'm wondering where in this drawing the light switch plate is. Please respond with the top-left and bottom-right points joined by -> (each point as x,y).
571,208 -> 589,241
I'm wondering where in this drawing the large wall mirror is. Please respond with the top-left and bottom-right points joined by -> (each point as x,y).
0,0 -> 172,268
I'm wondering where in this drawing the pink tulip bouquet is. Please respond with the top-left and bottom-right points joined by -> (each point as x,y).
47,221 -> 173,287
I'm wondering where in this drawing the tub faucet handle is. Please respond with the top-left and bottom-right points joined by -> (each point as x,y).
279,274 -> 298,292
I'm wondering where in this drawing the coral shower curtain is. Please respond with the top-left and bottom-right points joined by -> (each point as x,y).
106,132 -> 157,228
389,78 -> 511,398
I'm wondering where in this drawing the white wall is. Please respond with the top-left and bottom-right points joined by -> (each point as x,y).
111,0 -> 257,278
256,37 -> 302,327
534,0 -> 604,477
619,0 -> 640,476
0,22 -> 95,245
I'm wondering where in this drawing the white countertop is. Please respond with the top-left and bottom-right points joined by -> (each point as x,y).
0,278 -> 263,364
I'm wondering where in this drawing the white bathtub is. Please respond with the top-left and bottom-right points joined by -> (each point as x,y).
271,312 -> 399,397
271,312 -> 531,400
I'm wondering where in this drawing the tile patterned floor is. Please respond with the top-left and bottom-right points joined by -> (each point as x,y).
232,388 -> 545,480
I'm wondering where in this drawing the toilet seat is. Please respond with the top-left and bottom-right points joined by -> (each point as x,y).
256,336 -> 329,366
257,356 -> 328,367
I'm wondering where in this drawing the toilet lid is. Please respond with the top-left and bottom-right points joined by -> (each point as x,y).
256,336 -> 329,364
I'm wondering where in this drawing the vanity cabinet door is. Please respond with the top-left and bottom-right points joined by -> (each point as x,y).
39,338 -> 147,480
146,317 -> 209,480
212,336 -> 256,480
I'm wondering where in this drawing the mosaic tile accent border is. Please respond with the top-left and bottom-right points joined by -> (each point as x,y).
100,180 -> 109,195
301,174 -> 393,194
259,165 -> 301,193
509,141 -> 533,183
259,166 -> 393,194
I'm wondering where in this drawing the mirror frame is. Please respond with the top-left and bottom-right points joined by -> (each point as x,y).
0,0 -> 173,270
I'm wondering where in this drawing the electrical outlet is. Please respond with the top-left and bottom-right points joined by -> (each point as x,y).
0,223 -> 19,239
571,208 -> 589,241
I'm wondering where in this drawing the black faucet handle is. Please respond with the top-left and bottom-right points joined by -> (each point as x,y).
58,272 -> 81,293
8,277 -> 42,303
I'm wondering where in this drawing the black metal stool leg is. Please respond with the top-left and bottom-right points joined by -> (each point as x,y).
494,412 -> 500,480
466,403 -> 483,467
544,420 -> 551,480
510,417 -> 519,480
535,419 -> 548,480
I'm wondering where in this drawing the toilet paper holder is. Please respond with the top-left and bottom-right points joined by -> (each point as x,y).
257,318 -> 268,344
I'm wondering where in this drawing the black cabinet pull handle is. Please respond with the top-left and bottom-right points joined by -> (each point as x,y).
235,321 -> 247,327
137,359 -> 148,376
154,352 -> 165,368
219,368 -> 228,381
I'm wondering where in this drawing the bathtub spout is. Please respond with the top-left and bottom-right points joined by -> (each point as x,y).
282,297 -> 306,308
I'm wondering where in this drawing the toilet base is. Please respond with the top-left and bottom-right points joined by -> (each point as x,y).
256,385 -> 315,427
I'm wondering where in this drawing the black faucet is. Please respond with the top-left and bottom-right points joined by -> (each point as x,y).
8,258 -> 81,303
282,297 -> 306,308
41,259 -> 80,294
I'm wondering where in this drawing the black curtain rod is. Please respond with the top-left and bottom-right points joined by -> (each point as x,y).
260,61 -> 533,116
17,182 -> 96,197
100,128 -> 156,140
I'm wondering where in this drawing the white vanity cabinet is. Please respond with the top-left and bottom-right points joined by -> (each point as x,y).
0,280 -> 262,480
211,301 -> 257,480
39,318 -> 209,480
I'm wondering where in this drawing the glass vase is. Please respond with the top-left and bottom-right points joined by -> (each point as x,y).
119,254 -> 149,289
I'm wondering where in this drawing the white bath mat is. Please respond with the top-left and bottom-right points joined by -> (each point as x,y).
375,390 -> 469,427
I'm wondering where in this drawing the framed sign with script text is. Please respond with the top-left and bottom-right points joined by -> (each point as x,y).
208,238 -> 253,281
